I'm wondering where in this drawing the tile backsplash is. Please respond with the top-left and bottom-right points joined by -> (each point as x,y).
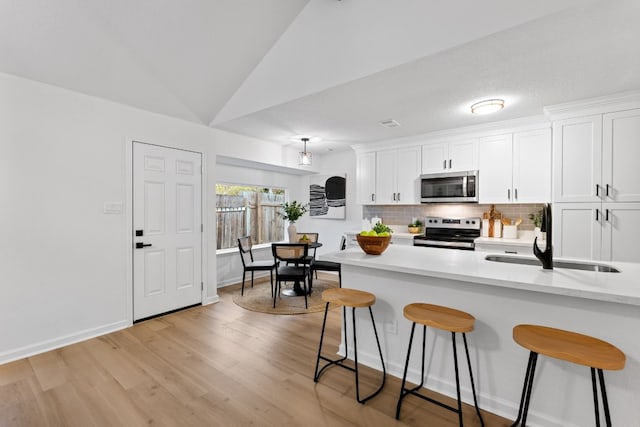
363,203 -> 545,230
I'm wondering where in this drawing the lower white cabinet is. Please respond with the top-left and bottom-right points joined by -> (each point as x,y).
554,202 -> 640,263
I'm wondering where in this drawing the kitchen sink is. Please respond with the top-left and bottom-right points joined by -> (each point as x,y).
484,255 -> 620,273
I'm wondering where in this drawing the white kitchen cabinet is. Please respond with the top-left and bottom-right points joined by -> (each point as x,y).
553,115 -> 603,202
356,151 -> 376,204
421,139 -> 477,174
603,109 -> 640,202
554,109 -> 640,203
478,129 -> 551,204
375,146 -> 421,204
554,202 -> 640,263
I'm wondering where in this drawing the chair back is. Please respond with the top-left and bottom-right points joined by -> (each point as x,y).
237,236 -> 254,266
272,243 -> 309,263
295,232 -> 318,244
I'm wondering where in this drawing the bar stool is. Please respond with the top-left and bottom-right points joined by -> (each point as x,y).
510,324 -> 626,427
395,303 -> 484,426
313,288 -> 386,403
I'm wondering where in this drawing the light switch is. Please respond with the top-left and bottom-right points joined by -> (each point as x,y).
104,202 -> 123,214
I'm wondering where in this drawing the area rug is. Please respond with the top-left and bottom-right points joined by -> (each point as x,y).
232,275 -> 339,315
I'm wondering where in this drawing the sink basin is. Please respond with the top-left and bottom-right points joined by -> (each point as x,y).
484,255 -> 620,273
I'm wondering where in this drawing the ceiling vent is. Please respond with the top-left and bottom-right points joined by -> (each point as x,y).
378,119 -> 401,128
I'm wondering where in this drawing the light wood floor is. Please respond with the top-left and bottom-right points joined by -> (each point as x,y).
0,275 -> 512,426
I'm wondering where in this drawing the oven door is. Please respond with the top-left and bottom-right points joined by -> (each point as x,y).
420,171 -> 478,203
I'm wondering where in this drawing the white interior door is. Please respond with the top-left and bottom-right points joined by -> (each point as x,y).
133,142 -> 202,321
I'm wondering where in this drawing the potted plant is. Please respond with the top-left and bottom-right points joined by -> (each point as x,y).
407,219 -> 424,234
280,201 -> 308,242
529,209 -> 544,240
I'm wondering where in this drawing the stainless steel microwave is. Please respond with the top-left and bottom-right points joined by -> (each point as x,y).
420,170 -> 479,203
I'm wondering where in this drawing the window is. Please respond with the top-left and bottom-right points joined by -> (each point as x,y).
216,184 -> 286,250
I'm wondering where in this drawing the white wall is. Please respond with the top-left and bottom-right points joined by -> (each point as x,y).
0,72 -> 306,364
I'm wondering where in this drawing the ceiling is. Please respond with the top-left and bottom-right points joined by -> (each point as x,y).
2,0 -> 639,153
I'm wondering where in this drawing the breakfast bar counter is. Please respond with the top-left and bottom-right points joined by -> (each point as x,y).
320,245 -> 640,426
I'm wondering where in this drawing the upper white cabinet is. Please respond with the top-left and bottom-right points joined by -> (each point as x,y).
356,151 -> 376,204
553,109 -> 640,203
603,109 -> 640,202
376,146 -> 421,204
421,139 -> 477,174
356,146 -> 421,204
553,115 -> 602,202
478,129 -> 551,204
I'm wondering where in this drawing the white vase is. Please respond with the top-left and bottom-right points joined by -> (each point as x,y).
288,223 -> 297,242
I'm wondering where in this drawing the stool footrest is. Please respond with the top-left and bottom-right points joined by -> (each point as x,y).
400,386 -> 460,414
314,355 -> 355,380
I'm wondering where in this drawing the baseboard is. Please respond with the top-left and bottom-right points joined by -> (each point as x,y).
203,294 -> 220,305
0,319 -> 130,365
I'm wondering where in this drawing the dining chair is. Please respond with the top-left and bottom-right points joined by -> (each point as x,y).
309,235 -> 343,289
237,236 -> 277,297
272,243 -> 310,309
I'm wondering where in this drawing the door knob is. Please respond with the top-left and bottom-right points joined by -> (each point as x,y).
136,242 -> 152,249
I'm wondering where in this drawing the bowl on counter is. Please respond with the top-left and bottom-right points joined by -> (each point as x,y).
356,234 -> 392,255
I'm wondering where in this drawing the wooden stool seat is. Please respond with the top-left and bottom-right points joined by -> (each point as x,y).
404,303 -> 475,333
513,324 -> 625,371
322,288 -> 375,308
510,324 -> 626,426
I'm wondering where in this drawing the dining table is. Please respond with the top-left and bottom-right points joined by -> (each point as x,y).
281,241 -> 322,297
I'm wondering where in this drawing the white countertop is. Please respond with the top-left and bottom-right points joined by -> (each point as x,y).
321,245 -> 640,306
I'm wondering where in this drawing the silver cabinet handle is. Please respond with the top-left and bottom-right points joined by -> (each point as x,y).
596,208 -> 600,221
515,188 -> 518,201
371,193 -> 375,202
392,192 -> 396,201
596,184 -> 600,197
449,159 -> 452,169
507,188 -> 511,200
606,184 -> 610,197
443,159 -> 447,169
397,192 -> 400,201
606,208 -> 610,222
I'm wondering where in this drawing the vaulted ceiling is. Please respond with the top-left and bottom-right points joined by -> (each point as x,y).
1,0 -> 639,153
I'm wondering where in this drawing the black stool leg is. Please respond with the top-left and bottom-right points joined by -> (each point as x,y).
396,323 -> 427,419
462,333 -> 484,426
361,306 -> 386,403
241,271 -> 246,296
511,351 -> 538,427
592,368 -> 601,427
314,302 -> 331,382
452,332 -> 464,427
598,369 -> 612,427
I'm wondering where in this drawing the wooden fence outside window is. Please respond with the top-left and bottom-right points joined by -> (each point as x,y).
216,192 -> 285,250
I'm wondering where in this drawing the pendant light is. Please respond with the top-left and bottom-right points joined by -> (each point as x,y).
299,138 -> 312,166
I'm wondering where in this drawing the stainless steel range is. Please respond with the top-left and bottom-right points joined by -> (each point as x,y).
413,216 -> 481,250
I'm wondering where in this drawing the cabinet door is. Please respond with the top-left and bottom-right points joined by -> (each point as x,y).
478,134 -> 513,204
448,138 -> 477,172
553,115 -> 602,202
395,146 -> 421,204
421,142 -> 448,174
603,109 -> 640,202
601,202 -> 640,262
375,149 -> 397,204
513,128 -> 551,203
356,152 -> 376,204
554,203 -> 602,260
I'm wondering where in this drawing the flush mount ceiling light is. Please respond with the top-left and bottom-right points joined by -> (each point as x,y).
470,99 -> 505,115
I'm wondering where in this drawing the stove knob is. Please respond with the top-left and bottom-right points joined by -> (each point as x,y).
465,220 -> 470,224
471,220 -> 476,225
